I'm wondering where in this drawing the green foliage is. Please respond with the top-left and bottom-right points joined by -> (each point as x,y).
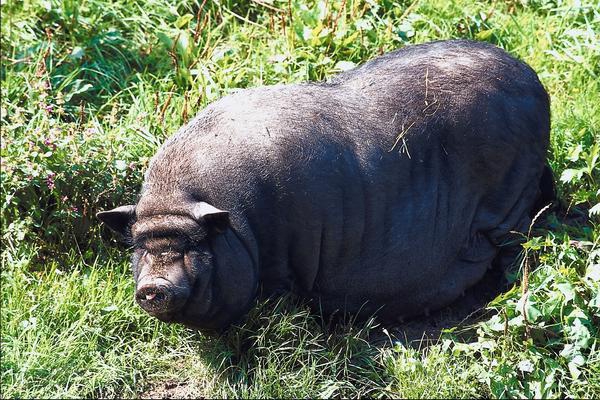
1,0 -> 599,398
454,227 -> 600,398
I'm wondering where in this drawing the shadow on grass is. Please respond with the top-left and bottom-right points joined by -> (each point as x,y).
136,263 -> 509,398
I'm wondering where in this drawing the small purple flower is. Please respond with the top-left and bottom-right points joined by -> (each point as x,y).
69,205 -> 79,213
44,104 -> 53,113
129,162 -> 136,170
46,172 -> 56,190
84,127 -> 97,136
43,138 -> 57,150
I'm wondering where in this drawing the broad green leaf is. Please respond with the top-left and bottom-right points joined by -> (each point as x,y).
586,264 -> 600,282
542,292 -> 563,316
585,143 -> 599,173
566,318 -> 591,349
175,13 -> 194,28
176,31 -> 193,60
566,353 -> 586,379
555,281 -> 576,302
476,29 -> 494,40
567,144 -> 583,162
333,60 -> 356,72
560,168 -> 584,183
69,46 -> 85,60
156,31 -> 173,49
342,31 -> 360,46
517,359 -> 534,373
481,314 -> 505,332
526,302 -> 543,322
354,18 -> 372,31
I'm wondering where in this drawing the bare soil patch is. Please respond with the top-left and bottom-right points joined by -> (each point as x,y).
139,381 -> 207,399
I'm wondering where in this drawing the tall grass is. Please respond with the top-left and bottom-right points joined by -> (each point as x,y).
1,0 -> 599,398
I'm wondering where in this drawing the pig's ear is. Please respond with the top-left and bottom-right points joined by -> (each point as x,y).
192,202 -> 230,233
97,205 -> 136,236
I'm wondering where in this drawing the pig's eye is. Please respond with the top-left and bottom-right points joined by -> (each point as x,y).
132,236 -> 148,250
137,243 -> 152,253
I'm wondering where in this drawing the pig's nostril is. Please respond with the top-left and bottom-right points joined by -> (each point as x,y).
136,285 -> 167,305
149,291 -> 165,302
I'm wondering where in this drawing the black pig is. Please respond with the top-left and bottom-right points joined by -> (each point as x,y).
98,40 -> 552,331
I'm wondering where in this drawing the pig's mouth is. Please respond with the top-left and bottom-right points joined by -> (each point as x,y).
136,285 -> 168,305
135,276 -> 191,317
136,293 -> 186,323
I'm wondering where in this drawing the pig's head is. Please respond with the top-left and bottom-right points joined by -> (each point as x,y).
97,200 -> 258,332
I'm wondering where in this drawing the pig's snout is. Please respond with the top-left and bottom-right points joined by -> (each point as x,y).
136,283 -> 169,310
135,277 -> 188,315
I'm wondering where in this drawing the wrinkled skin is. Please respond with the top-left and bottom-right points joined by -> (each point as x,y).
98,40 -> 553,332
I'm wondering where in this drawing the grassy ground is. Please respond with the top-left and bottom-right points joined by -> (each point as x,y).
1,0 -> 599,398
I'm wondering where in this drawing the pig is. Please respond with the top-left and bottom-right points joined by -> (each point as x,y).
98,39 -> 553,332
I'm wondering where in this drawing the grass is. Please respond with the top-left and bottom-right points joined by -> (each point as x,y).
1,0 -> 599,398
